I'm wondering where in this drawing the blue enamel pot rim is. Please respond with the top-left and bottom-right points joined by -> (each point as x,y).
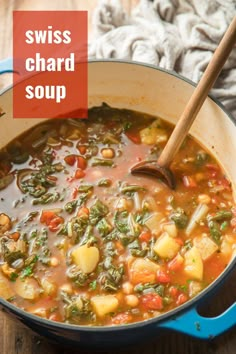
0,59 -> 235,336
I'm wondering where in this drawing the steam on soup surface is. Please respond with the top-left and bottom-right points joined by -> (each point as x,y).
0,104 -> 235,326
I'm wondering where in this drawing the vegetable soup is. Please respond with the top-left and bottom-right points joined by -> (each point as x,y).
0,104 -> 235,326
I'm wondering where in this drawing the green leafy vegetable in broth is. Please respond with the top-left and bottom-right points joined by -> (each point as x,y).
0,104 -> 235,326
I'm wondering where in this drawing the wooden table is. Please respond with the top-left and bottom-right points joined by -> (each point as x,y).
0,1 -> 235,353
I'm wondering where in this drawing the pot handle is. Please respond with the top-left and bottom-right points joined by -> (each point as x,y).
0,58 -> 25,75
158,302 -> 236,339
0,58 -> 13,74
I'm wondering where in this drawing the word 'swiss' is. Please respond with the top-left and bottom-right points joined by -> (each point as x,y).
25,26 -> 75,103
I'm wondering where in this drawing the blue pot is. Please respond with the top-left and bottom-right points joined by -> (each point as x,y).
0,59 -> 235,347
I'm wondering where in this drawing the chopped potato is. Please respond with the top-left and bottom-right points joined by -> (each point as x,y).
30,307 -> 47,318
188,280 -> 203,298
193,234 -> 218,260
221,235 -> 234,256
0,271 -> 14,299
41,278 -> 57,296
184,246 -> 203,281
145,212 -> 165,235
129,258 -> 159,284
0,213 -> 11,235
91,295 -> 119,317
140,120 -> 167,145
153,232 -> 181,259
71,244 -> 99,274
14,277 -> 40,300
162,222 -> 178,238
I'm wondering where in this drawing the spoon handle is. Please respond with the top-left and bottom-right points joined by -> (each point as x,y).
157,16 -> 236,168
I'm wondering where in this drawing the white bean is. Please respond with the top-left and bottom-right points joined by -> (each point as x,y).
125,295 -> 139,307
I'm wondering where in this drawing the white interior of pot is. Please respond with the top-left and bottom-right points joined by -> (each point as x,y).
0,61 -> 236,201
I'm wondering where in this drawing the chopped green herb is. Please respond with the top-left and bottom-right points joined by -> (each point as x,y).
10,272 -> 18,282
89,280 -> 97,291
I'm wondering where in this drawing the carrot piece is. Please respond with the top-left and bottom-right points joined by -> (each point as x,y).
130,269 -> 156,285
9,232 -> 20,241
77,145 -> 87,155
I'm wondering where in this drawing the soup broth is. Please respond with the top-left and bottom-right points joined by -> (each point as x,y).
0,104 -> 235,326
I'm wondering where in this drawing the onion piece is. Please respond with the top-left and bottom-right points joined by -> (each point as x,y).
133,192 -> 142,211
185,203 -> 210,236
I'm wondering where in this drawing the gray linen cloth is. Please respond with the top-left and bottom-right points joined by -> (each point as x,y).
89,0 -> 236,118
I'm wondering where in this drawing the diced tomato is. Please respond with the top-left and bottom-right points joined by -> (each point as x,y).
111,312 -> 132,325
169,286 -> 179,298
139,231 -> 152,243
206,164 -> 220,178
167,254 -> 184,271
40,211 -> 64,232
77,156 -> 87,170
211,195 -> 221,205
40,211 -> 56,224
182,175 -> 197,188
140,293 -> 163,310
48,216 -> 64,232
156,269 -> 170,283
64,154 -> 76,166
77,207 -> 89,218
176,293 -> 188,306
125,131 -> 141,144
77,145 -> 87,155
72,188 -> 78,199
49,313 -> 61,322
175,238 -> 184,246
206,163 -> 219,171
217,177 -> 231,190
74,169 -> 85,179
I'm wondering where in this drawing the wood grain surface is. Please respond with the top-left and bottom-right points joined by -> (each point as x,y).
0,1 -> 235,353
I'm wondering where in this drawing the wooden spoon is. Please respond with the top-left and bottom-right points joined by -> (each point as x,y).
131,16 -> 236,189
